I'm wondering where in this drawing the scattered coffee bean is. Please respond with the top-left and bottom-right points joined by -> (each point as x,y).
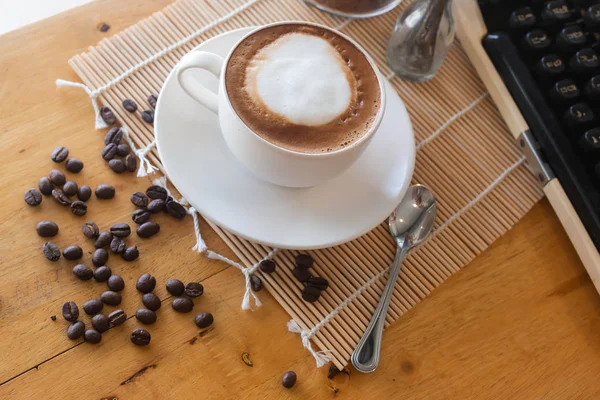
132,209 -> 151,224
295,254 -> 314,269
141,110 -> 154,123
125,154 -> 137,172
73,264 -> 93,280
307,276 -> 329,291
83,299 -> 104,315
39,177 -> 54,195
259,260 -> 277,274
93,266 -> 112,282
104,127 -> 123,145
110,223 -> 131,238
172,297 -> 194,313
146,185 -> 168,200
52,188 -> 72,206
116,143 -> 130,157
51,315 -> 57,321
142,293 -> 161,311
110,236 -> 126,254
24,189 -> 42,206
136,273 -> 156,293
95,184 -> 115,199
51,146 -> 69,163
36,220 -> 59,237
147,93 -> 158,109
194,312 -> 214,329
102,143 -> 118,160
71,201 -> 87,216
136,308 -> 157,325
122,98 -> 138,113
92,248 -> 109,266
84,329 -> 102,344
92,314 -> 110,333
165,200 -> 186,220
301,286 -> 321,303
166,279 -> 185,296
147,199 -> 165,213
107,274 -> 125,291
131,328 -> 151,346
62,301 -> 79,322
77,185 -> 92,201
100,290 -> 122,306
63,245 -> 83,260
108,309 -> 126,326
42,242 -> 61,261
65,158 -> 84,173
130,192 -> 148,208
184,282 -> 204,297
282,371 -> 297,388
122,245 -> 139,261
100,106 -> 116,125
95,231 -> 113,248
292,267 -> 311,283
82,222 -> 99,239
137,221 -> 160,238
49,169 -> 66,186
63,180 -> 78,196
109,159 -> 126,174
249,275 -> 262,292
67,321 -> 85,340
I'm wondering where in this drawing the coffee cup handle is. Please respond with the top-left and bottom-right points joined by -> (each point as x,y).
176,51 -> 224,114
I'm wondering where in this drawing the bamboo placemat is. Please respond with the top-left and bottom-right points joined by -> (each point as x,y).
62,0 -> 544,370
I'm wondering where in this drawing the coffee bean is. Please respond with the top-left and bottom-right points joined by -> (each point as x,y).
108,309 -> 126,326
165,200 -> 186,220
82,222 -> 99,239
122,98 -> 138,113
137,221 -> 160,238
95,184 -> 115,199
147,94 -> 158,109
102,143 -> 117,160
77,185 -> 92,201
62,301 -> 79,321
301,286 -> 321,303
260,260 -> 277,274
84,329 -> 102,344
130,192 -> 148,208
249,275 -> 262,292
110,236 -> 126,254
83,299 -> 104,315
125,154 -> 137,172
107,274 -> 125,291
51,315 -> 57,321
63,245 -> 83,260
51,146 -> 69,163
38,177 -> 54,195
95,232 -> 113,248
49,169 -> 66,186
93,266 -> 112,282
142,293 -> 161,311
146,185 -> 168,200
63,180 -> 78,196
132,209 -> 151,224
116,143 -> 130,157
307,276 -> 329,291
104,127 -> 122,145
42,242 -> 61,261
282,371 -> 297,388
295,254 -> 313,269
292,267 -> 311,283
136,273 -> 156,293
73,264 -> 93,280
92,248 -> 109,266
141,110 -> 154,123
172,297 -> 194,313
100,106 -> 116,125
24,189 -> 42,206
109,159 -> 126,174
147,199 -> 165,213
122,245 -> 139,261
136,308 -> 157,325
92,314 -> 110,333
65,158 -> 84,173
36,220 -> 59,237
184,282 -> 204,297
131,328 -> 151,346
194,312 -> 214,329
110,223 -> 131,238
100,290 -> 121,306
52,189 -> 72,206
67,321 -> 85,340
71,201 -> 87,216
166,279 -> 185,296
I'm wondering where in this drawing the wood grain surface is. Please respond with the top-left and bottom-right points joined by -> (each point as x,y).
1,0 -> 600,398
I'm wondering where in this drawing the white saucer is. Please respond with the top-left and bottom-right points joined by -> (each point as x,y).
155,28 -> 415,249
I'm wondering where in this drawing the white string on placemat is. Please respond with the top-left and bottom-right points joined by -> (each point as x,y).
120,126 -> 158,177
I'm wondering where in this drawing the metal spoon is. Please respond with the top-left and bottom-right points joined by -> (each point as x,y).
351,185 -> 436,373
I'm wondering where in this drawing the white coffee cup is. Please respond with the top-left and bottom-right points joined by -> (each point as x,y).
176,21 -> 386,188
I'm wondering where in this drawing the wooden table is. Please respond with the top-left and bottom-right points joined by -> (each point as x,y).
2,1 -> 600,398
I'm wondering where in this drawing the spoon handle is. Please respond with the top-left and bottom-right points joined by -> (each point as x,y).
351,246 -> 407,373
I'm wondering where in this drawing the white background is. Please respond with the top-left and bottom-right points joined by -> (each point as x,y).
0,0 -> 91,35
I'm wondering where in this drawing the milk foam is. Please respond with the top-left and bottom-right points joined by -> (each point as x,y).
245,33 -> 354,126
